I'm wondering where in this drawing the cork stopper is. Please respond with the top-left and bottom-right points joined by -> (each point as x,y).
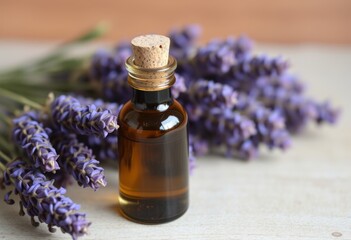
131,34 -> 170,69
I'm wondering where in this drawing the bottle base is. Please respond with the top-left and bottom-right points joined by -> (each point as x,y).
118,191 -> 189,224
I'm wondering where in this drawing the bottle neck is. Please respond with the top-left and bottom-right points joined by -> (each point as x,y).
131,88 -> 173,111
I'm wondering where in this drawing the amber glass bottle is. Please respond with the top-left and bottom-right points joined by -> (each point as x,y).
118,35 -> 189,223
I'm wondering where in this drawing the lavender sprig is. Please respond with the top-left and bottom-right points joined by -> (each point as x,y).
12,111 -> 59,172
3,159 -> 90,240
51,132 -> 107,190
255,86 -> 339,132
221,55 -> 289,92
50,95 -> 118,138
194,37 -> 253,77
205,108 -> 257,142
72,96 -> 120,161
187,79 -> 237,109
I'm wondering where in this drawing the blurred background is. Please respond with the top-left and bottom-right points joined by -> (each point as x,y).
0,0 -> 350,44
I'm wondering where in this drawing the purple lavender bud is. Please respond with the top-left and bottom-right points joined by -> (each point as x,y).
51,132 -> 107,191
12,111 -> 59,173
50,95 -> 118,138
169,24 -> 201,60
3,159 -> 90,240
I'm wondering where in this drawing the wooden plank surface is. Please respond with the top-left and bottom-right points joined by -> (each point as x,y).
0,42 -> 350,239
0,0 -> 351,44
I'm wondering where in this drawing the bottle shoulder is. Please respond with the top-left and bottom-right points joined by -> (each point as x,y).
118,99 -> 187,133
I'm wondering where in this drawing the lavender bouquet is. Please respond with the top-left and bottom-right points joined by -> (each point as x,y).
0,24 -> 339,239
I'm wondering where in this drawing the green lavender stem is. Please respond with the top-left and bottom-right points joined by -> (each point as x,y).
0,88 -> 42,110
0,161 -> 5,172
0,137 -> 12,154
0,23 -> 106,80
0,151 -> 11,170
0,80 -> 94,93
0,112 -> 11,126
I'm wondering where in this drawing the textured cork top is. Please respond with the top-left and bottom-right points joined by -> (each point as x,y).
131,34 -> 170,69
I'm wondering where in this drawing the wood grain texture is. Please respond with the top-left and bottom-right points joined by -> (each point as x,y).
0,0 -> 351,44
0,42 -> 350,239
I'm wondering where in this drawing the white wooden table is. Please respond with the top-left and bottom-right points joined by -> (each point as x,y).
0,42 -> 350,240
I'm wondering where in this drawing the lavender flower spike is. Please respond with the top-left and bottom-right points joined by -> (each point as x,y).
51,95 -> 118,137
187,80 -> 237,109
3,159 -> 90,240
12,111 -> 59,172
51,132 -> 107,190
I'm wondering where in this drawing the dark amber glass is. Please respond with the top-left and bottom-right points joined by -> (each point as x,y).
118,88 -> 189,223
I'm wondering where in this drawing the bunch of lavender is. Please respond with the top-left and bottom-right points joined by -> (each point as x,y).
50,95 -> 118,137
185,31 -> 336,149
48,95 -> 120,189
0,91 -> 121,238
2,158 -> 90,240
85,25 -> 339,160
12,110 -> 60,172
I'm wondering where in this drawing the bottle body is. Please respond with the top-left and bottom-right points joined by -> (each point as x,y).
118,93 -> 189,223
